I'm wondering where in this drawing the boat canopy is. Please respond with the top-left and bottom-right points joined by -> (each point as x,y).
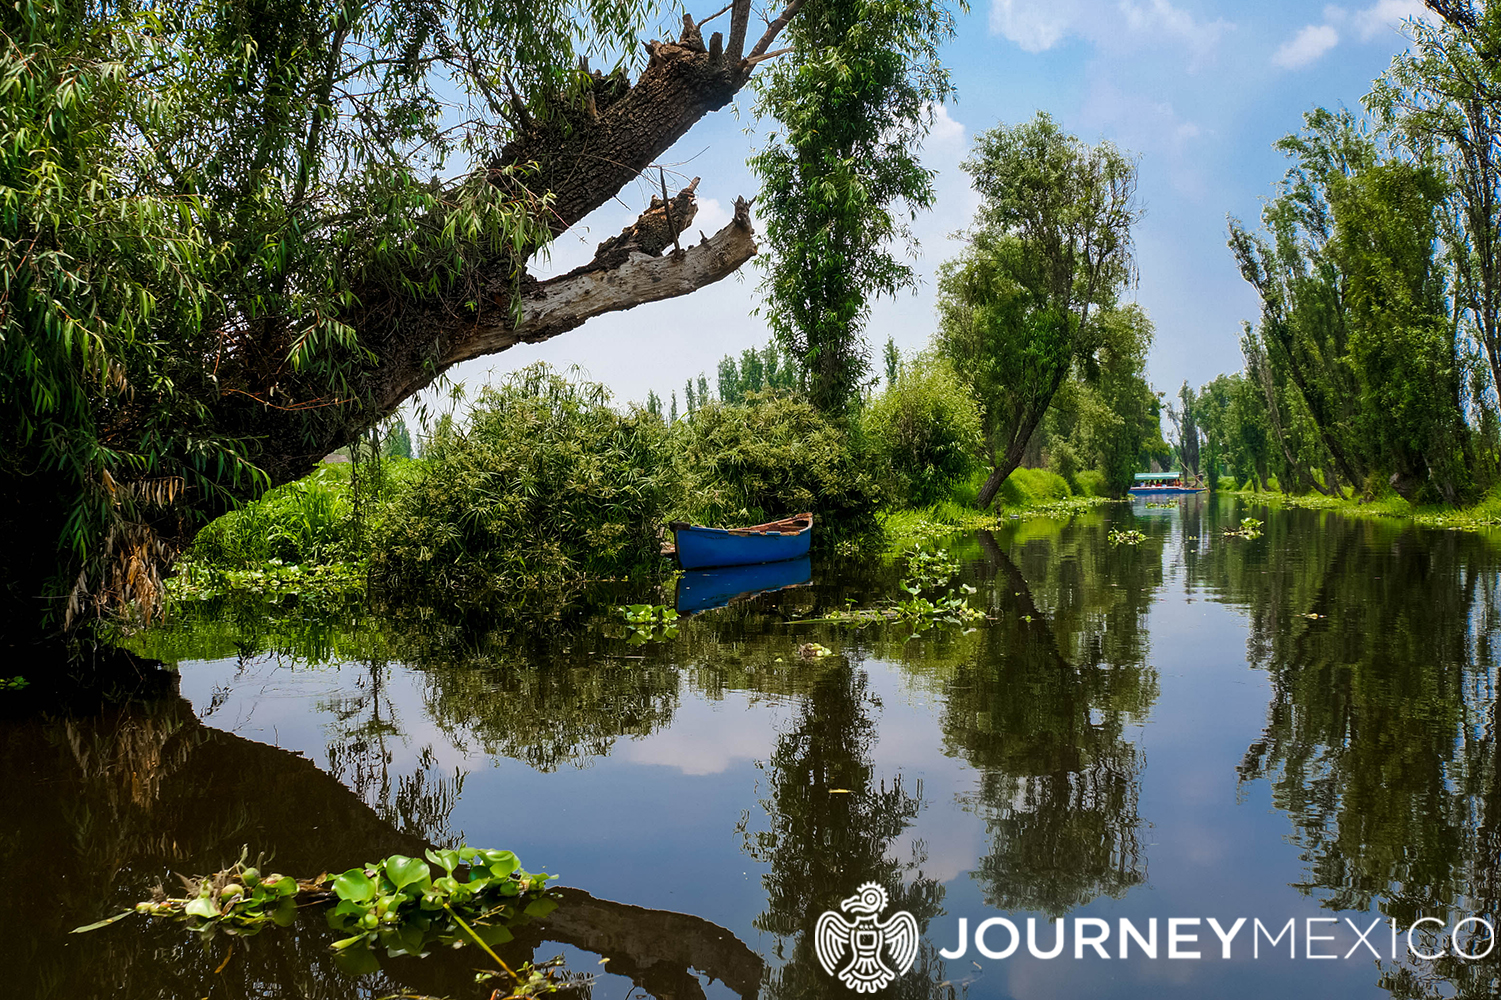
1134,472 -> 1184,481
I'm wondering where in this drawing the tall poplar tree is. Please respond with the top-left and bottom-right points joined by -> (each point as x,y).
750,0 -> 960,415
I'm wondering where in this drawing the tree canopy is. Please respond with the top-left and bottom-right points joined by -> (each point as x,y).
1,0 -> 803,638
935,111 -> 1141,507
750,0 -> 959,414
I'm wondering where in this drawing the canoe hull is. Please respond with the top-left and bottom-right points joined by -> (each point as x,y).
672,514 -> 813,570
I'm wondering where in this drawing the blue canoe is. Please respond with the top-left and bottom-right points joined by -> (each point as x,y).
670,513 -> 813,570
675,556 -> 813,614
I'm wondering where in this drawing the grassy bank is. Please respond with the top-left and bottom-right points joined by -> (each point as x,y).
1229,486 -> 1501,530
881,467 -> 1114,551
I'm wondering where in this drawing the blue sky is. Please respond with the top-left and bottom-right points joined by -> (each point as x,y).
438,0 -> 1434,413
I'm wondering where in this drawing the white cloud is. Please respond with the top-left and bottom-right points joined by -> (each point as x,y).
989,0 -> 1230,67
1080,79 -> 1209,198
1315,0 -> 1432,54
1120,0 -> 1231,62
1351,0 -> 1430,40
1272,24 -> 1340,68
691,196 -> 728,237
926,102 -> 967,149
990,0 -> 1081,52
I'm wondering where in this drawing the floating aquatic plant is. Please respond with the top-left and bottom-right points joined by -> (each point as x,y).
72,846 -> 560,989
1223,517 -> 1263,539
794,547 -> 982,633
617,603 -> 679,643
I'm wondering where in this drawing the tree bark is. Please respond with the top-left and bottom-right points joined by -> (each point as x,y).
238,2 -> 803,492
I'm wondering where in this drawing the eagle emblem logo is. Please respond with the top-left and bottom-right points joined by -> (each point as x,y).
815,882 -> 919,993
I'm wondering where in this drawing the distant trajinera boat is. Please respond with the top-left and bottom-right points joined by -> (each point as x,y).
669,513 -> 813,570
1128,471 -> 1206,497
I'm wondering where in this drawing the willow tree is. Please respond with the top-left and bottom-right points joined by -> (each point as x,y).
750,0 -> 959,415
936,112 -> 1140,508
2,0 -> 809,642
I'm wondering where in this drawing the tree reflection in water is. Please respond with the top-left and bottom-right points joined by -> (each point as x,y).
743,657 -> 950,999
1197,502 -> 1501,998
938,525 -> 1160,915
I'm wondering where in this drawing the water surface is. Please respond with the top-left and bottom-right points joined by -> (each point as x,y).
10,495 -> 1501,999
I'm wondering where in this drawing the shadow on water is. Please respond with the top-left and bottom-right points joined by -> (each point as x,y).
1,685 -> 765,1000
16,497 -> 1501,998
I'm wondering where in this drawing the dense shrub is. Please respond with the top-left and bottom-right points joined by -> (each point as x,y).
679,390 -> 882,541
188,467 -> 358,568
1073,469 -> 1107,497
863,353 -> 983,507
371,365 -> 678,601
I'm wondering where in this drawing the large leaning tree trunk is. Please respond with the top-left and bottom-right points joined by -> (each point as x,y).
272,5 -> 801,485
1,1 -> 806,642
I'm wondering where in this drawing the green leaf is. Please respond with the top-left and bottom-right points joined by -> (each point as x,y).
425,847 -> 460,874
70,910 -> 135,934
479,850 -> 519,878
523,897 -> 558,919
184,896 -> 220,919
384,855 -> 431,891
333,869 -> 377,903
476,921 -> 515,945
270,897 -> 297,927
331,941 -> 381,975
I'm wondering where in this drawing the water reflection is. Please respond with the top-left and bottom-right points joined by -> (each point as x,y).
20,499 -> 1501,998
1,688 -> 767,1000
745,658 -> 947,999
1187,503 -> 1501,996
937,527 -> 1159,915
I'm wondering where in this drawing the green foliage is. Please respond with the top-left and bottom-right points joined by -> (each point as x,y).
862,351 -> 982,506
618,602 -> 679,643
796,546 -> 981,633
751,0 -> 960,414
1229,106 -> 1471,503
1371,14 -> 1501,459
1,0 -> 645,631
188,467 -> 358,568
714,340 -> 800,404
75,845 -> 557,982
328,847 -> 555,966
1223,517 -> 1264,538
1074,469 -> 1107,497
1194,371 -> 1275,491
384,421 -> 414,460
372,365 -> 677,601
993,467 -> 1074,507
936,111 -> 1142,506
167,558 -> 366,605
1035,304 -> 1159,496
679,390 -> 883,541
1107,528 -> 1145,545
91,853 -> 303,941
